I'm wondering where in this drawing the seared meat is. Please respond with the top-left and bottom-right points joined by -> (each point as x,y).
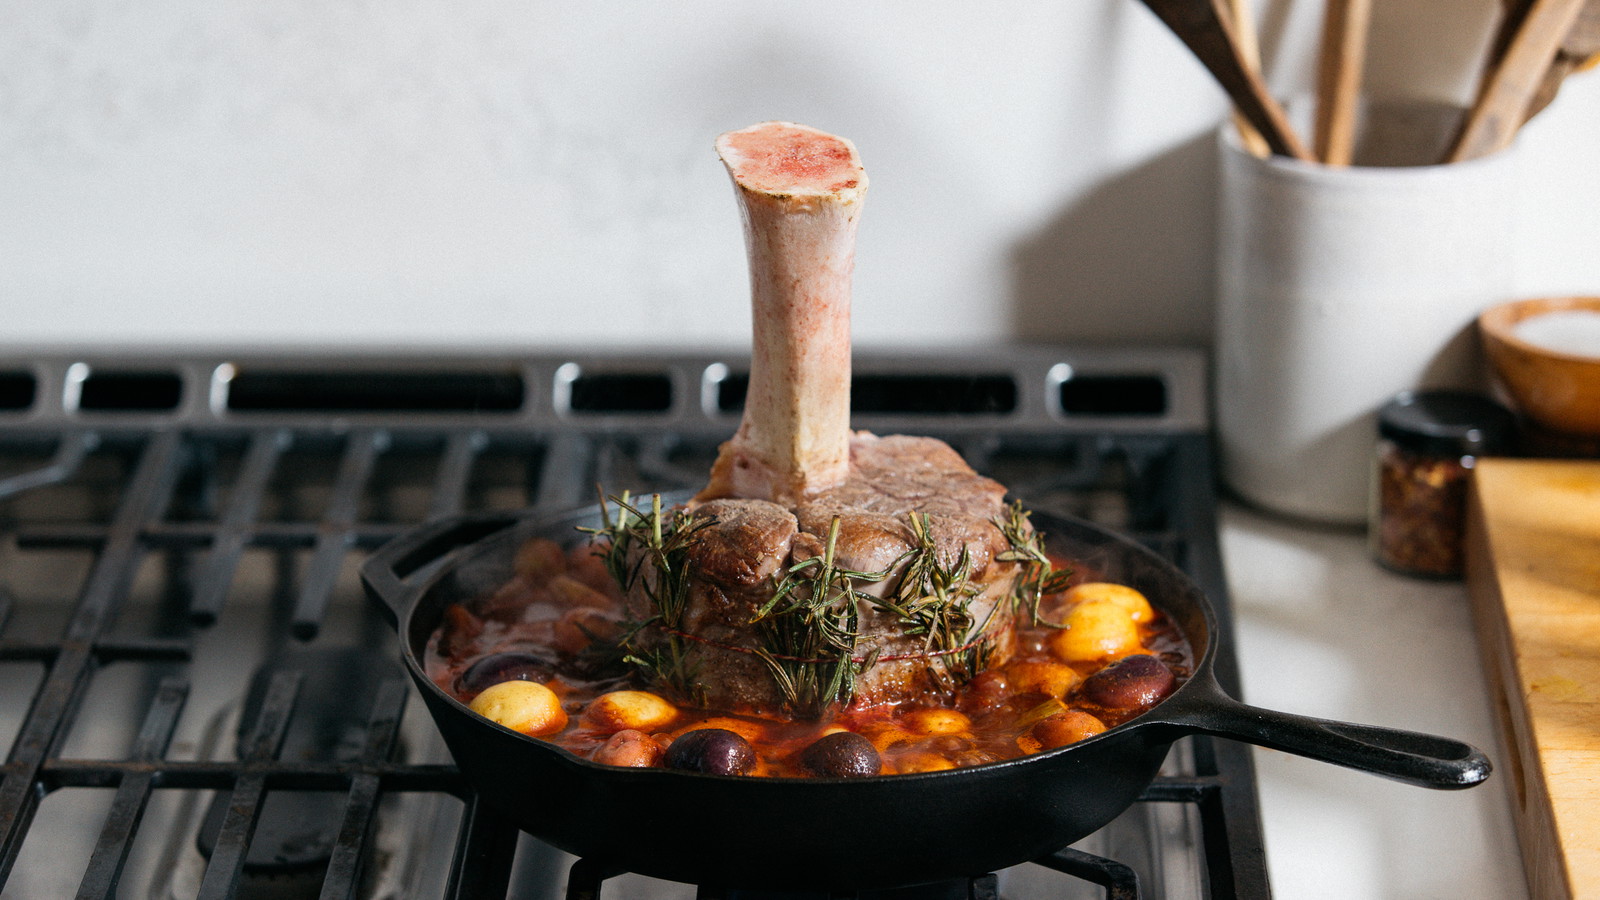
624,433 -> 1018,714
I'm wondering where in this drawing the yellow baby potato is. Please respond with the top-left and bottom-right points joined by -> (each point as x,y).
1049,600 -> 1143,663
861,723 -> 921,752
894,752 -> 957,774
901,708 -> 972,736
1030,710 -> 1108,750
469,681 -> 568,737
1002,660 -> 1083,699
583,690 -> 679,733
1063,582 -> 1154,623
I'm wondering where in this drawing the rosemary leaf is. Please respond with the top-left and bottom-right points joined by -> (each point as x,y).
994,501 -> 1075,629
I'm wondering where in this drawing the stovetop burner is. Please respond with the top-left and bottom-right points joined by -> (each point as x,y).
0,347 -> 1265,899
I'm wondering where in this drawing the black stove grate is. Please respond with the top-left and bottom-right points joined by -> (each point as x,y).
0,349 -> 1267,899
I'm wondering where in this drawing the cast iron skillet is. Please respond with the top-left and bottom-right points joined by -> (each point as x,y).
361,499 -> 1490,891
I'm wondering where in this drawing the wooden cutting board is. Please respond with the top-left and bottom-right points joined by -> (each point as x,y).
1466,458 -> 1600,900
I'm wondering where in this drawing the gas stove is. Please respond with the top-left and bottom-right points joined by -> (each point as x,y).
0,346 -> 1266,899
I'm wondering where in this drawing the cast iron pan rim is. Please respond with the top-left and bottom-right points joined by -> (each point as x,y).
389,496 -> 1218,784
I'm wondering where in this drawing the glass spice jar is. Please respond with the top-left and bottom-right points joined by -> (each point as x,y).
1371,391 -> 1516,578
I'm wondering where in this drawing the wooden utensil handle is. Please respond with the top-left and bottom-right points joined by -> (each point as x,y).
1522,0 -> 1600,123
1313,0 -> 1373,165
1223,0 -> 1272,157
1138,0 -> 1314,161
1448,0 -> 1588,161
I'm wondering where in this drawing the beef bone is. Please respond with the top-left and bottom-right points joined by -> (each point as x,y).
698,121 -> 868,505
618,123 -> 1023,715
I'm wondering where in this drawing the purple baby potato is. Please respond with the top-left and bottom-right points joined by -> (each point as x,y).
664,728 -> 756,776
1079,654 -> 1177,709
457,651 -> 556,695
800,731 -> 882,777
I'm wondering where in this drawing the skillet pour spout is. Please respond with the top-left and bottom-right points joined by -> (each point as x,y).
361,501 -> 1492,890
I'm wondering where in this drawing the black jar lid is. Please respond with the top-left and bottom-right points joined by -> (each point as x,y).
1378,390 -> 1517,457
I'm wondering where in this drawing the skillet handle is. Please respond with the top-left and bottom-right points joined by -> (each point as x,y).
360,512 -> 523,626
1160,679 -> 1492,790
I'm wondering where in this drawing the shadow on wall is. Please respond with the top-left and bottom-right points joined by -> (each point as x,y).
1006,130 -> 1221,346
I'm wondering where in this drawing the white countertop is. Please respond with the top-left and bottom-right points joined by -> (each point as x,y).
1221,502 -> 1527,899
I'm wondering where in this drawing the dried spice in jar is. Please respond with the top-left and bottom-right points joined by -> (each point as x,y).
1371,391 -> 1515,578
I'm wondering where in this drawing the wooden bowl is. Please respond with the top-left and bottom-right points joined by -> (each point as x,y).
1479,297 -> 1600,437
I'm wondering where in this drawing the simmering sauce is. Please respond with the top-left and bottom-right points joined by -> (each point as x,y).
425,534 -> 1191,777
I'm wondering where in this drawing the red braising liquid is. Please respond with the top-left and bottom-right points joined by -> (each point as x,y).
426,537 -> 1190,777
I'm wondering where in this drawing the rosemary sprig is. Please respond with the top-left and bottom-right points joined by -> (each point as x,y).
994,501 -> 1075,628
879,513 -> 992,693
582,492 -> 713,702
586,492 -> 1066,715
751,516 -> 897,716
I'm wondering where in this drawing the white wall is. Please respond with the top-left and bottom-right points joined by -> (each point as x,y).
2,1 -> 1596,352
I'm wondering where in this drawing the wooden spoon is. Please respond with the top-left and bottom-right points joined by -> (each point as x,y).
1447,0 -> 1588,161
1522,0 -> 1600,122
1138,0 -> 1314,160
1222,0 -> 1272,157
1484,0 -> 1539,80
1313,0 -> 1374,165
